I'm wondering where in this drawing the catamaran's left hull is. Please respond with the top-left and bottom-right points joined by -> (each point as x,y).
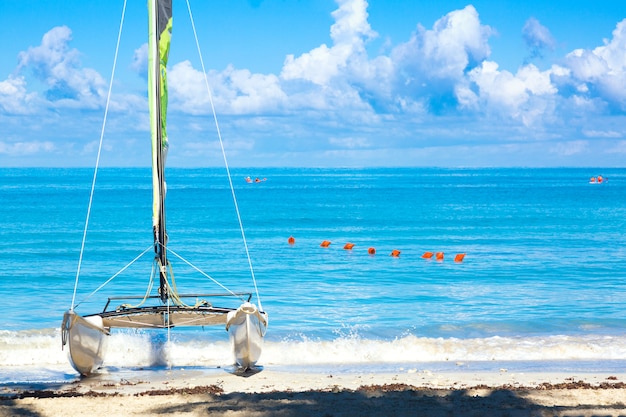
226,302 -> 268,369
62,311 -> 108,376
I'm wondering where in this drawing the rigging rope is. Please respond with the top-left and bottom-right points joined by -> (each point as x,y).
185,0 -> 264,312
74,246 -> 153,308
116,253 -> 158,310
70,1 -> 263,314
70,0 -> 127,311
167,247 -> 248,301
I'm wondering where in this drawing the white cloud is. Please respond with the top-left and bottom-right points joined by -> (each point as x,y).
224,67 -> 286,114
565,19 -> 626,109
0,141 -> 55,155
282,44 -> 343,85
582,129 -> 622,138
328,136 -> 371,149
281,0 -> 376,86
15,26 -> 107,108
169,61 -> 286,115
159,1 -> 626,155
549,140 -> 588,157
0,76 -> 39,114
392,6 -> 493,84
594,19 -> 626,72
168,61 -> 212,114
454,81 -> 479,110
517,64 -> 557,95
522,17 -> 556,58
3,0 -> 626,167
466,61 -> 560,124
131,43 -> 149,76
566,48 -> 608,81
330,0 -> 376,44
469,61 -> 528,112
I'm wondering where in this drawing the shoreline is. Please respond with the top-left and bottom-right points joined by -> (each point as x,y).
3,367 -> 626,416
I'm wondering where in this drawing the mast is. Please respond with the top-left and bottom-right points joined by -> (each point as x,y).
148,0 -> 172,303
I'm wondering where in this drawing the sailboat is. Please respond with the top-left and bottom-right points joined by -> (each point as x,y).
61,0 -> 268,376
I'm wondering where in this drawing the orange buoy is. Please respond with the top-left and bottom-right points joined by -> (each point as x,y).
435,252 -> 444,261
343,243 -> 355,250
288,236 -> 295,245
320,240 -> 331,247
368,247 -> 376,255
390,249 -> 401,257
422,252 -> 434,259
454,253 -> 466,262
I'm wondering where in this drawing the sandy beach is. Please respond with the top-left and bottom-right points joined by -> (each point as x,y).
2,367 -> 626,416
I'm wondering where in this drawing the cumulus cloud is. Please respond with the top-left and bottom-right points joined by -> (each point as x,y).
0,76 -> 39,114
392,6 -> 493,84
168,61 -> 212,113
469,62 -> 529,111
281,0 -> 377,85
564,19 -> 626,110
278,2 -> 496,117
16,26 -> 106,108
168,61 -> 286,115
277,0 -> 392,119
463,61 -> 560,125
385,5 -> 494,115
3,0 -> 626,167
522,17 -> 556,60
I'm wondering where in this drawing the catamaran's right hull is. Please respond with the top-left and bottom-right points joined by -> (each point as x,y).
226,302 -> 268,369
61,310 -> 108,376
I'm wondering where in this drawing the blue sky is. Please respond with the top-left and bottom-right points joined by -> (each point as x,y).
1,0 -> 625,167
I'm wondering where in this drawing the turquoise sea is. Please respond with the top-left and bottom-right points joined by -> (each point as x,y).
1,167 -> 625,383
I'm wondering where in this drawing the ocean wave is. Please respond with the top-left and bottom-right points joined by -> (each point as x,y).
2,328 -> 625,372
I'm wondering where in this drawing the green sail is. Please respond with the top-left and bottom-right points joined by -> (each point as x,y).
149,0 -> 171,227
148,0 -> 172,301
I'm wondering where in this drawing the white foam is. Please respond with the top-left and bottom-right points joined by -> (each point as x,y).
259,334 -> 626,365
2,328 -> 626,377
104,331 -> 234,367
0,328 -> 67,367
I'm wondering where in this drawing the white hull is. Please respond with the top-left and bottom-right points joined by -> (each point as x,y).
226,302 -> 268,369
61,311 -> 108,376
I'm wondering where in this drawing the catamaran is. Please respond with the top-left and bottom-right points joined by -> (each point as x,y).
61,0 -> 268,376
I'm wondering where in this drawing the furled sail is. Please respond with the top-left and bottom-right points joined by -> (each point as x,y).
148,0 -> 172,302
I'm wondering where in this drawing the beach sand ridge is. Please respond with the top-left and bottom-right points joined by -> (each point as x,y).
2,368 -> 626,416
